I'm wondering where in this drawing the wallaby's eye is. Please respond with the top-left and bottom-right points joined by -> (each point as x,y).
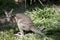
8,15 -> 11,18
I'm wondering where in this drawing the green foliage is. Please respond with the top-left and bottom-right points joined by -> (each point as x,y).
25,7 -> 60,32
0,30 -> 14,40
24,7 -> 60,40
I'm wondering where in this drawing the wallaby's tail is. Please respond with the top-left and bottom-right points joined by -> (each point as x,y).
30,26 -> 46,37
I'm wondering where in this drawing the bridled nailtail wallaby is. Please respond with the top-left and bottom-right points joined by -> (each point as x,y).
4,9 -> 47,37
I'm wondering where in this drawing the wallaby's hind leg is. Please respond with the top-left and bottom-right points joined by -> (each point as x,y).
19,29 -> 24,36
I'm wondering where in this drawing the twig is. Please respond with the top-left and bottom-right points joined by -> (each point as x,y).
39,0 -> 44,6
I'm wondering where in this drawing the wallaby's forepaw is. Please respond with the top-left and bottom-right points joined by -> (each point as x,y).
14,33 -> 20,37
14,32 -> 22,37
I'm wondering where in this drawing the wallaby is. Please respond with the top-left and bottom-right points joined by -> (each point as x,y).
4,9 -> 47,38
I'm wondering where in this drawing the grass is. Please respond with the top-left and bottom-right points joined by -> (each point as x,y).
0,30 -> 14,40
0,6 -> 60,40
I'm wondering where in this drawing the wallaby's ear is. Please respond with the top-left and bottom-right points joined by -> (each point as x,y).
9,9 -> 13,14
4,10 -> 8,17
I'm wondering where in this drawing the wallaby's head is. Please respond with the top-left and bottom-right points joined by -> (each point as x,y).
4,9 -> 14,22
